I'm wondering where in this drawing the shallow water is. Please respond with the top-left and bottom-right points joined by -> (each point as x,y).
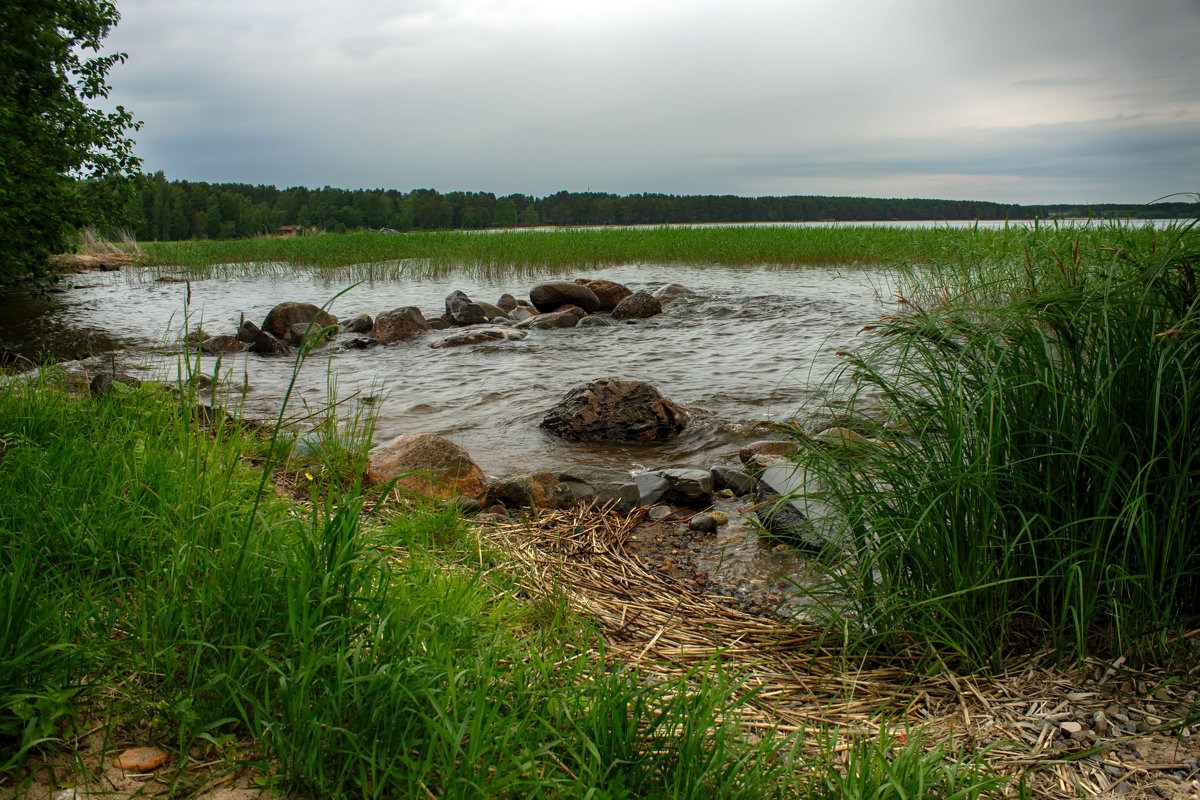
2,263 -> 891,477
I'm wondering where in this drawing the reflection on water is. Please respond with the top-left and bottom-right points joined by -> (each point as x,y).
0,263 -> 891,476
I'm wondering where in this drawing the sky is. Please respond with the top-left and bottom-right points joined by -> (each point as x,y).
98,0 -> 1200,205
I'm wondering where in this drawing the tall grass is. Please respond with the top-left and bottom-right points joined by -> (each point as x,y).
792,222 -> 1199,668
133,223 -> 1163,278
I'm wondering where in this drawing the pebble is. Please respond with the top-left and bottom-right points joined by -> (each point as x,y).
1113,781 -> 1133,795
1060,721 -> 1083,735
647,505 -> 673,521
688,514 -> 718,534
113,746 -> 169,771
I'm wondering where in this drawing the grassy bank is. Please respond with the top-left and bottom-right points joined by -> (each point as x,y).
792,220 -> 1200,670
136,222 -> 1169,279
0,366 -> 1015,797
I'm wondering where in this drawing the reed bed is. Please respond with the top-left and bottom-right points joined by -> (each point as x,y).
475,505 -> 1200,798
135,223 -> 1167,280
789,220 -> 1200,670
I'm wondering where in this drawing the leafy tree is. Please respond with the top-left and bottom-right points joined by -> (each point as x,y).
0,1 -> 142,282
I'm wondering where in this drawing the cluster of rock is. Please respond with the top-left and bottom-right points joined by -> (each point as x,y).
190,278 -> 696,357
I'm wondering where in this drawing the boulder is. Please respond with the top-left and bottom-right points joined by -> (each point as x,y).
366,433 -> 486,501
710,465 -> 756,496
247,330 -> 292,356
557,466 -> 641,512
754,463 -> 839,550
576,278 -> 633,311
261,302 -> 337,339
200,335 -> 244,355
508,306 -> 536,322
431,326 -> 527,348
577,315 -> 615,328
652,283 -> 696,302
541,377 -> 688,443
445,290 -> 488,326
89,372 -> 140,398
370,306 -> 431,344
483,472 -> 559,509
287,321 -> 334,347
516,307 -> 585,330
476,301 -> 506,320
634,472 -> 671,506
339,313 -> 374,334
612,291 -> 662,321
496,293 -> 518,312
236,320 -> 261,344
529,281 -> 600,313
653,467 -> 714,505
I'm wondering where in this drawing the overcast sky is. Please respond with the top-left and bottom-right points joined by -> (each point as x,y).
98,0 -> 1200,205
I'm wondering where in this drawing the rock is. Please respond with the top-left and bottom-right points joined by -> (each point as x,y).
635,472 -> 671,506
708,511 -> 728,525
200,335 -> 243,355
653,468 -> 714,505
611,291 -> 662,321
286,321 -> 334,347
236,319 -> 261,344
370,306 -> 431,343
248,330 -> 291,355
365,433 -> 486,501
738,440 -> 799,466
496,293 -> 518,312
515,307 -> 585,330
508,306 -> 536,322
577,315 -> 615,328
428,316 -> 453,330
89,372 -> 140,398
431,326 -> 527,348
711,465 -> 756,496
112,746 -> 169,772
339,313 -> 374,334
261,302 -> 337,339
647,505 -> 673,521
476,301 -> 506,320
484,472 -> 559,509
689,514 -> 719,534
576,278 -> 633,311
1060,721 -> 1083,735
443,495 -> 483,515
541,377 -> 688,442
652,283 -> 696,302
753,464 -> 838,550
549,480 -> 596,507
445,290 -> 488,326
557,466 -> 641,512
529,281 -> 600,313
339,337 -> 379,350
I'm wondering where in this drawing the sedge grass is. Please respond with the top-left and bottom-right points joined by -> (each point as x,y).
791,220 -> 1200,669
136,222 -> 1170,282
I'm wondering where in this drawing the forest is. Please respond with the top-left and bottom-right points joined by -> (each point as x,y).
124,172 -> 1199,241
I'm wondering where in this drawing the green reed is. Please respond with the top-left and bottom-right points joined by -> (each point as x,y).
137,224 -> 1080,279
791,221 -> 1199,669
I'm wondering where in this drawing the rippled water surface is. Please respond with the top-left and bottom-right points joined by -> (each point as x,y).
4,263 -> 891,476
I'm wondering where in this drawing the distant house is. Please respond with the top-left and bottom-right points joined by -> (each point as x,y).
276,225 -> 299,237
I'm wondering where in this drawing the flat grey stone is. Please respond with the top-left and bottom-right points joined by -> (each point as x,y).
635,472 -> 671,506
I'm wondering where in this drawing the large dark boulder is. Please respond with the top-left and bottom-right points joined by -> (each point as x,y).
540,377 -> 689,443
529,282 -> 600,313
612,291 -> 662,320
575,278 -> 632,311
261,302 -> 337,339
445,290 -> 488,326
370,306 -> 431,344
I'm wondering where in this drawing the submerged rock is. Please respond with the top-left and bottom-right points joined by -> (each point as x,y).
339,313 -> 374,334
652,283 -> 696,302
529,281 -> 600,313
370,306 -> 431,343
200,334 -> 243,355
516,307 -> 585,330
431,326 -> 527,348
247,330 -> 291,356
541,377 -> 689,443
612,291 -> 662,321
261,302 -> 337,339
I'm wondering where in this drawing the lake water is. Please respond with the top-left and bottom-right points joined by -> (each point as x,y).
2,262 -> 892,477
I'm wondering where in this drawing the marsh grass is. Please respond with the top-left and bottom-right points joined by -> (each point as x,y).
792,222 -> 1200,669
135,224 -> 1138,279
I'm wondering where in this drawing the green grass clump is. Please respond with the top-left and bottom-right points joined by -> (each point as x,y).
0,370 -> 812,798
793,222 -> 1200,669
